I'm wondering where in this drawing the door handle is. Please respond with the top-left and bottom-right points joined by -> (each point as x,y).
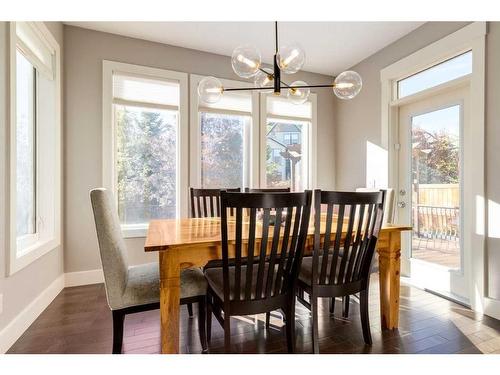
397,201 -> 406,208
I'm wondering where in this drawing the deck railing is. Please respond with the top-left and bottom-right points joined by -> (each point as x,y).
413,205 -> 460,241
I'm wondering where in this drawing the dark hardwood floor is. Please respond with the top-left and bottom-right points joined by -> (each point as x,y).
7,275 -> 500,354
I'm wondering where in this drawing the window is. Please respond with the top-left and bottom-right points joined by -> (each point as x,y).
397,51 -> 472,99
190,75 -> 259,190
16,51 -> 37,239
103,62 -> 188,237
261,94 -> 316,191
9,22 -> 61,274
114,74 -> 179,225
283,132 -> 300,145
200,112 -> 248,188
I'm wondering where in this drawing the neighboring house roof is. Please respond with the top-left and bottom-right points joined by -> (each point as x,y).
268,122 -> 302,134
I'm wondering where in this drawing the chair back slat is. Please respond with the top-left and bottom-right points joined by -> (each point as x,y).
338,204 -> 357,284
265,207 -> 283,298
353,204 -> 375,281
233,206 -> 243,301
196,193 -> 202,217
244,207 -> 257,300
319,203 -> 333,284
327,204 -> 344,285
312,190 -> 385,287
345,204 -> 365,283
255,208 -> 271,299
273,206 -> 293,296
190,188 -> 240,218
220,191 -> 312,303
284,207 -> 301,279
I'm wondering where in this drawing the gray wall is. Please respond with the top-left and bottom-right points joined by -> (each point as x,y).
334,22 -> 469,190
334,22 -> 500,301
63,25 -> 336,273
0,22 -> 64,332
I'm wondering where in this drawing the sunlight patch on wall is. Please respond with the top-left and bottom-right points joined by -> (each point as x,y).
476,195 -> 485,236
488,199 -> 500,239
365,141 -> 388,188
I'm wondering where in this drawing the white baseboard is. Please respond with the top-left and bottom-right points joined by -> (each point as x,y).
64,269 -> 104,287
0,269 -> 105,353
0,274 -> 65,353
484,297 -> 500,320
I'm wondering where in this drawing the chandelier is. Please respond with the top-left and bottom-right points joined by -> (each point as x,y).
198,21 -> 362,105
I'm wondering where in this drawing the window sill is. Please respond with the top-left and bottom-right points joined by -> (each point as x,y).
121,224 -> 148,239
9,237 -> 60,275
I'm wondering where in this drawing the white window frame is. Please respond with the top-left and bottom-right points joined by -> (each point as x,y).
102,61 -> 188,238
260,92 -> 317,190
8,22 -> 61,275
189,74 -> 259,189
380,22 -> 487,315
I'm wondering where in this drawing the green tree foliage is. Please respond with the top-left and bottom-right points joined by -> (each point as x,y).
266,143 -> 283,187
412,127 -> 459,184
116,106 -> 177,223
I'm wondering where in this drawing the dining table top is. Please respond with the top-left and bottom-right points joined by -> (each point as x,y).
144,215 -> 412,252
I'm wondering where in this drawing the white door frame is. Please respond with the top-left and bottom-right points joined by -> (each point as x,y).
380,22 -> 486,313
398,84 -> 469,302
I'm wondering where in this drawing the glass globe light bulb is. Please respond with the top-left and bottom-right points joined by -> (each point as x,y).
333,70 -> 362,100
198,76 -> 223,104
253,68 -> 274,93
287,80 -> 310,105
277,43 -> 305,74
231,45 -> 261,78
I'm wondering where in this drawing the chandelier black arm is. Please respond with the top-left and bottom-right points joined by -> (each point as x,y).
223,84 -> 335,92
275,21 -> 278,53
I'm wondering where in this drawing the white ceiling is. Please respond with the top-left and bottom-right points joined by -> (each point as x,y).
65,22 -> 424,76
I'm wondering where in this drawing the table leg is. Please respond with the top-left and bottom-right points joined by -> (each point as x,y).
159,250 -> 180,354
377,231 -> 402,330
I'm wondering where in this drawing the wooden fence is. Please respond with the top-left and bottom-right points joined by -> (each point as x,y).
416,183 -> 459,208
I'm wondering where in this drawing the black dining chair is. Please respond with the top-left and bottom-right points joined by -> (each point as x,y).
190,187 -> 241,277
190,187 -> 240,218
297,190 -> 385,353
205,190 -> 312,353
338,188 -> 393,319
245,187 -> 291,327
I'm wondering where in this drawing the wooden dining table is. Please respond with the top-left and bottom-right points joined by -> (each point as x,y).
145,215 -> 411,354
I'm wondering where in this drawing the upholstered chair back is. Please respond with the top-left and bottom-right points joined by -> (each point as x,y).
90,188 -> 129,310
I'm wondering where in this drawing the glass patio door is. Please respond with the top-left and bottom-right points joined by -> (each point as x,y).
398,85 -> 470,303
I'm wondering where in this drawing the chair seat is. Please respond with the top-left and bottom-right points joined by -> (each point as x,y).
299,255 -> 343,285
121,262 -> 206,308
205,264 -> 275,301
180,267 -> 208,299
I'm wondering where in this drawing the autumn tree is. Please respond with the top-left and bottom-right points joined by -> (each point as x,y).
200,112 -> 244,188
412,126 -> 459,184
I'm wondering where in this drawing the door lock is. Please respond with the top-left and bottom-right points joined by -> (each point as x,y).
397,201 -> 406,208
399,189 -> 406,196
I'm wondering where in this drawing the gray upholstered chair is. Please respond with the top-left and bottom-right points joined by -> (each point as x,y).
90,188 -> 207,354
